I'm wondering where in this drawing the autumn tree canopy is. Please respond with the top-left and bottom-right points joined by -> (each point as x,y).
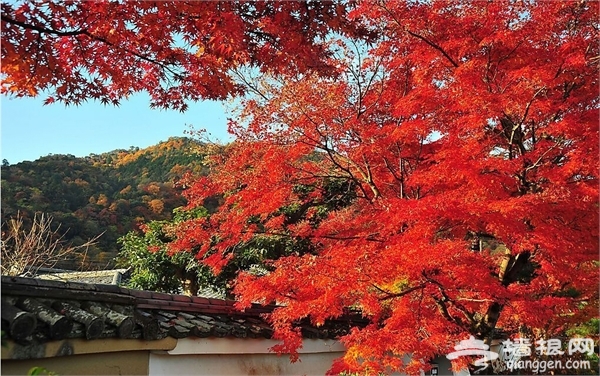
1,0 -> 371,110
3,1 -> 598,374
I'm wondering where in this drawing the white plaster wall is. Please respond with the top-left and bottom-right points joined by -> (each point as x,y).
148,338 -> 470,376
149,352 -> 343,376
167,337 -> 345,355
149,338 -> 346,376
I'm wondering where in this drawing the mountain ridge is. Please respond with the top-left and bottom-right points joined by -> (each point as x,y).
1,136 -> 210,269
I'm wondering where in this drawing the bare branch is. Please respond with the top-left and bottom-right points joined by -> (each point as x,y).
1,212 -> 100,276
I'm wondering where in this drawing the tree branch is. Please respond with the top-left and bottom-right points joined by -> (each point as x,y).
376,3 -> 459,68
1,14 -> 184,81
405,30 -> 459,68
1,15 -> 87,37
375,283 -> 427,301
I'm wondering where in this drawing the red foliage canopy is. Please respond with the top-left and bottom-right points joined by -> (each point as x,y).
3,1 -> 598,374
1,0 -> 369,110
174,2 -> 598,374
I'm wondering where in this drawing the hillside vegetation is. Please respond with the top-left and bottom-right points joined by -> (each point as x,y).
1,137 -> 208,269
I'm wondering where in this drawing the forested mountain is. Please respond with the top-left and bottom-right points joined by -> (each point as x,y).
1,137 -> 208,269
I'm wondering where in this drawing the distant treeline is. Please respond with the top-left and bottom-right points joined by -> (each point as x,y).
1,136 -> 209,269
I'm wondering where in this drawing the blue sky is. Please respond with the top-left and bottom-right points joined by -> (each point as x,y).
1,94 -> 232,164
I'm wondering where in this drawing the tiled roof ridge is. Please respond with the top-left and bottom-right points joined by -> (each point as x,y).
37,268 -> 130,277
0,275 -> 275,315
1,276 -> 371,350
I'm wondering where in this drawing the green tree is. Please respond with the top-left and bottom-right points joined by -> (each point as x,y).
116,201 -> 330,296
116,207 -> 212,295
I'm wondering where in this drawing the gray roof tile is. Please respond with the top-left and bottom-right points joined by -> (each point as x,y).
1,275 -> 368,359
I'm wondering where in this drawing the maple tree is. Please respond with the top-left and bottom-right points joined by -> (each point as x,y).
3,0 -> 599,374
171,1 -> 599,374
1,0 -> 371,110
